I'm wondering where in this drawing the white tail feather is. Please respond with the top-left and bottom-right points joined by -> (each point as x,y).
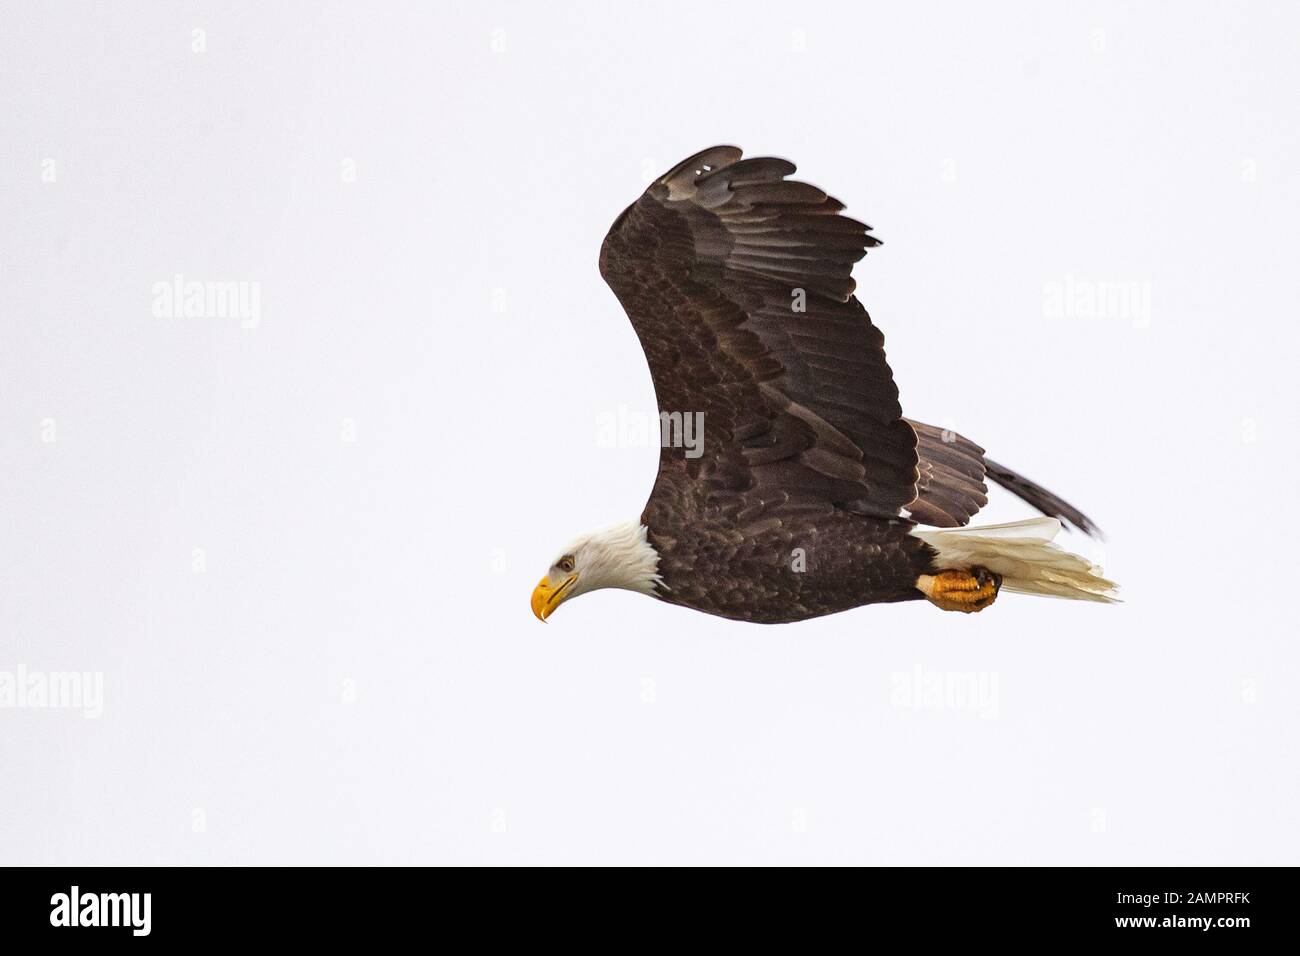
911,517 -> 1119,603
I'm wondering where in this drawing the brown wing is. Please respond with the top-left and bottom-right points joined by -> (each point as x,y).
599,146 -> 918,524
905,420 -> 1102,536
904,420 -> 989,527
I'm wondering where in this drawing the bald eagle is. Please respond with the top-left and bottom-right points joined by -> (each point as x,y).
532,146 -> 1117,624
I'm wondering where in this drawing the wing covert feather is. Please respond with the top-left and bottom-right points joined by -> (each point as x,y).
599,146 -> 918,522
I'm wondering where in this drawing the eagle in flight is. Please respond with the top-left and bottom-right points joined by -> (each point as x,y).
532,146 -> 1117,624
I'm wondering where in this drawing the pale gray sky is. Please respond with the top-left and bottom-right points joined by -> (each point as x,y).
2,0 -> 1296,864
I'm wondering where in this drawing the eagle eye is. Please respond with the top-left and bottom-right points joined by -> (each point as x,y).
557,555 -> 575,574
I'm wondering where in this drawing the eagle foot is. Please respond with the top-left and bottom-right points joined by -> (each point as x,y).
916,567 -> 1001,614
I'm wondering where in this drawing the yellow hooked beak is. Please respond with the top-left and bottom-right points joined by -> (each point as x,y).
531,573 -> 578,622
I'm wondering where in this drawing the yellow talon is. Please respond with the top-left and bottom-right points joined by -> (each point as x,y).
916,567 -> 1001,613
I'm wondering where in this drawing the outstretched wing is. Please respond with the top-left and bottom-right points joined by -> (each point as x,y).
599,146 -> 919,524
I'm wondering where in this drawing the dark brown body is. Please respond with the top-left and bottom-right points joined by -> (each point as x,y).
643,459 -> 934,623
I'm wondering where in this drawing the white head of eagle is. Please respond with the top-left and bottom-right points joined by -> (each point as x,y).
531,521 -> 663,622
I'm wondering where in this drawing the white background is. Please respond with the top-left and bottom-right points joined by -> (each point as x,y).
2,1 -> 1297,865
